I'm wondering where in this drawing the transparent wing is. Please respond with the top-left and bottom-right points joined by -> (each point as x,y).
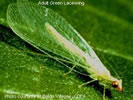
7,1 -> 96,66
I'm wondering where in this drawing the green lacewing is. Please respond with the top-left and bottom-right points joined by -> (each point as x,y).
7,1 -> 122,99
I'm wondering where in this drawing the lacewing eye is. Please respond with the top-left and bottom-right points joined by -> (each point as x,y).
112,81 -> 118,88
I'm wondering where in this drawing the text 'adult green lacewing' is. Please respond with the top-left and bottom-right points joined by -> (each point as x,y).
7,1 -> 122,99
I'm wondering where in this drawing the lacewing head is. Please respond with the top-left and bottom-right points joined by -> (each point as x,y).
112,79 -> 122,92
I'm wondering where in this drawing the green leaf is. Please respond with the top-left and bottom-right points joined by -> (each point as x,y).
0,0 -> 133,100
